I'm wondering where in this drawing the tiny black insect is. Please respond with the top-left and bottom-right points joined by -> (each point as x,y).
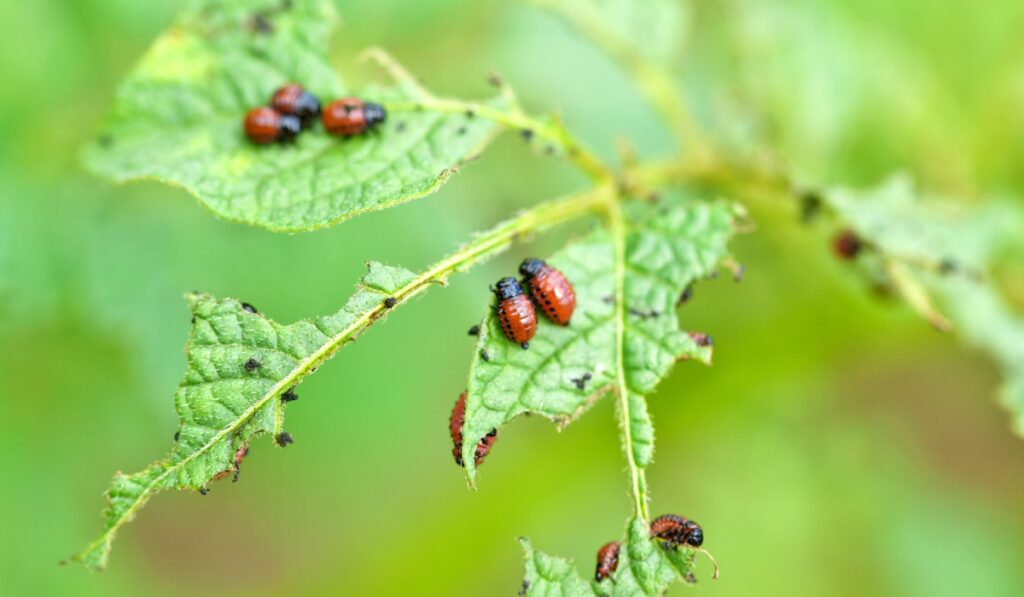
518,579 -> 530,596
244,358 -> 262,372
938,258 -> 958,274
383,297 -> 397,309
249,13 -> 273,35
275,432 -> 294,447
174,431 -> 180,442
571,372 -> 593,391
468,324 -> 480,336
191,315 -> 197,324
282,387 -> 299,402
678,285 -> 693,305
520,129 -> 535,141
199,487 -> 210,496
800,189 -> 823,223
465,109 -> 476,118
480,348 -> 491,362
241,302 -> 258,314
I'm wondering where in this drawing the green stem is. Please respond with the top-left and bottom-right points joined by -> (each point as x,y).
604,192 -> 650,521
386,98 -> 613,182
74,187 -> 611,569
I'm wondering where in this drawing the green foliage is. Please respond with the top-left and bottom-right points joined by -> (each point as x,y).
462,199 -> 735,482
82,0 -> 502,232
520,518 -> 701,596
66,0 -> 1024,593
73,262 -> 416,570
824,176 -> 1024,432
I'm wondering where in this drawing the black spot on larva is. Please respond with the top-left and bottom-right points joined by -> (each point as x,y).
383,297 -> 397,309
275,432 -> 294,447
174,431 -> 180,442
465,109 -> 476,118
396,121 -> 406,132
244,358 -> 261,372
282,387 -> 298,402
457,126 -> 467,135
468,324 -> 480,336
199,487 -> 209,496
241,302 -> 258,313
480,349 -> 491,362
520,129 -> 534,141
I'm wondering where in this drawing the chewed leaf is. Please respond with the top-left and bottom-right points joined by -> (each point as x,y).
462,200 -> 737,481
825,176 -> 1024,433
82,0 -> 502,232
520,518 -> 702,597
518,537 -> 596,596
72,262 -> 415,570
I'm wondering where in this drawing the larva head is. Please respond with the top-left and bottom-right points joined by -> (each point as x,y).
493,277 -> 524,300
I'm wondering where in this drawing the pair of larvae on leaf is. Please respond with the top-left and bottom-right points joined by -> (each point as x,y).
444,259 -> 576,469
596,515 -> 718,583
493,258 -> 577,349
244,83 -> 386,144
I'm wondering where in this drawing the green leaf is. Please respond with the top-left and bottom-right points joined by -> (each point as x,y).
72,261 -> 415,570
824,176 -> 1024,433
462,199 -> 739,481
518,537 -> 596,596
82,0 -> 502,232
531,0 -> 688,65
520,518 -> 701,597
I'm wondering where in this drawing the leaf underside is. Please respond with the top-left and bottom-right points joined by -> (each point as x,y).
73,262 -> 416,570
462,198 -> 737,481
519,518 -> 699,596
825,176 -> 1024,432
82,0 -> 502,232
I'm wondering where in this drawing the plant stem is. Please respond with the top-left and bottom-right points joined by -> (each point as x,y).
603,192 -> 650,521
387,98 -> 612,182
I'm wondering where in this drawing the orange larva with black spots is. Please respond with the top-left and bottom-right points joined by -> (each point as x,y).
243,107 -> 301,144
270,83 -> 321,126
594,541 -> 621,582
519,258 -> 575,326
493,277 -> 537,348
322,97 -> 387,137
449,392 -> 497,467
650,514 -> 703,549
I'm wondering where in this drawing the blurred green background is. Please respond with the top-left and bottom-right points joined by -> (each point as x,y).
2,0 -> 1023,595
